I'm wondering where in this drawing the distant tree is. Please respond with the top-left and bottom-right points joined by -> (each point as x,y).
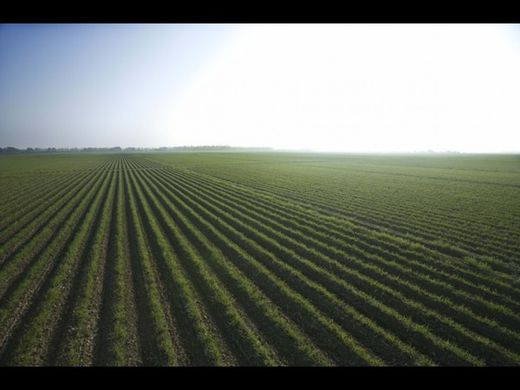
0,147 -> 20,154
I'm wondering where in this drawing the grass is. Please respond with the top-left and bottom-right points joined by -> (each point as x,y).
0,152 -> 518,366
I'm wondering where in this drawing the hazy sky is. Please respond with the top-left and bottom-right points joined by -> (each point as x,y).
1,23 -> 520,152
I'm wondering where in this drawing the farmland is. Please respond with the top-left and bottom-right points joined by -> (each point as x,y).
0,152 -> 519,366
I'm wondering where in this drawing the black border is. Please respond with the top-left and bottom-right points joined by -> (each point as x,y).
2,2 -> 520,23
1,1 -> 519,384
1,366 -> 518,386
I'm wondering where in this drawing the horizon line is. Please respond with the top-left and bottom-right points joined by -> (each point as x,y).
1,145 -> 520,155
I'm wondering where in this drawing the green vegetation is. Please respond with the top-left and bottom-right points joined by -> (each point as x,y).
0,152 -> 519,366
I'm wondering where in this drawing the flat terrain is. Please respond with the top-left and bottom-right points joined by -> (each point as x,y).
0,152 -> 519,366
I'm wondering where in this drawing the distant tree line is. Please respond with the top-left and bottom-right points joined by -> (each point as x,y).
0,147 -> 123,154
0,146 -> 273,154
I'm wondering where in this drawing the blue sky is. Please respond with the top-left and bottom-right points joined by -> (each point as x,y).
1,24 -> 520,152
0,24 -> 232,147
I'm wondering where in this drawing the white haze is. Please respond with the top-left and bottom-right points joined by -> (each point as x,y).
160,24 -> 520,153
2,24 -> 519,152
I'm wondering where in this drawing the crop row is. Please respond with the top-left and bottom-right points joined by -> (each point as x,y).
0,161 -> 116,362
1,155 -> 518,366
127,157 -> 520,365
169,161 -> 518,262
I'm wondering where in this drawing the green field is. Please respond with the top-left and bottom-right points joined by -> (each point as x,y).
0,152 -> 519,366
